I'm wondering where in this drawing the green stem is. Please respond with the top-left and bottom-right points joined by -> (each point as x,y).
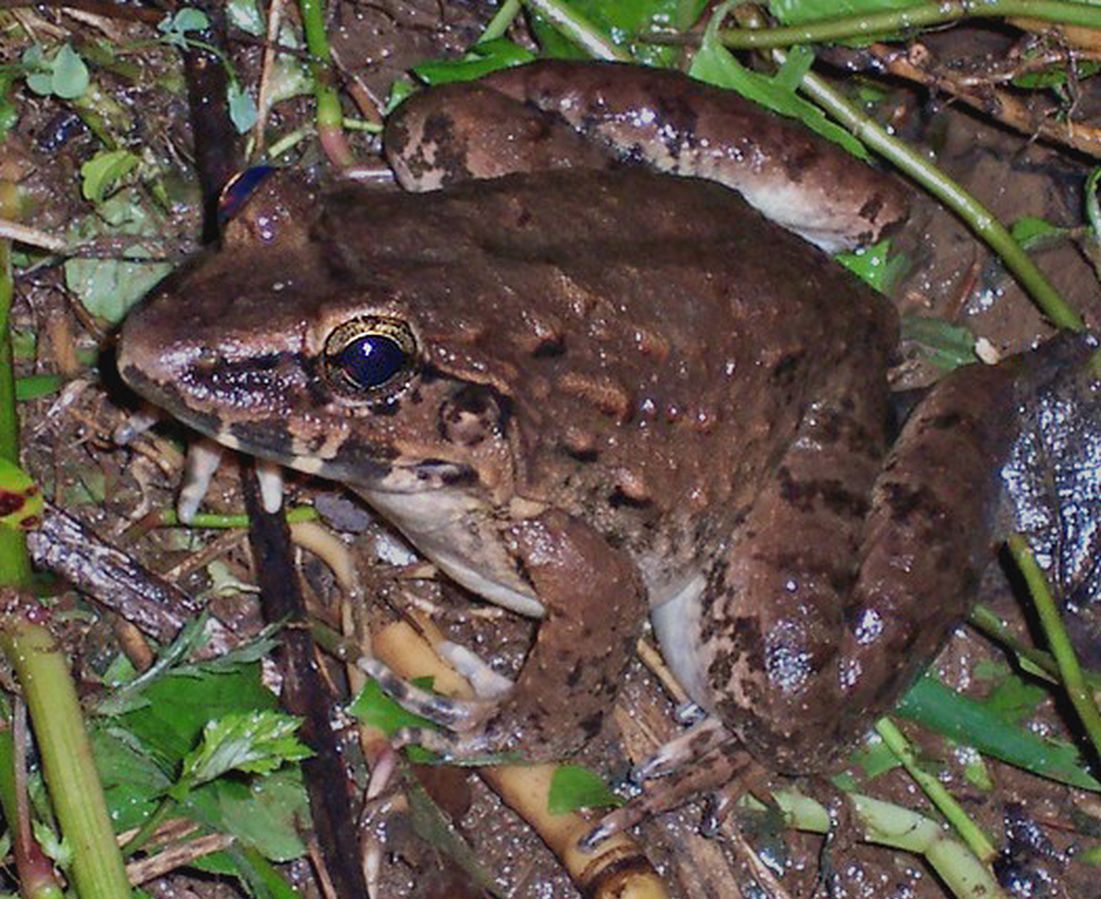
792,60 -> 1084,331
0,184 -> 131,898
120,794 -> 177,856
1008,533 -> 1101,758
766,789 -> 1006,898
0,621 -> 131,898
156,504 -> 317,529
875,718 -> 997,863
0,727 -> 64,899
481,0 -> 522,42
522,0 -> 630,60
298,0 -> 353,167
715,0 -> 1101,49
969,603 -> 1101,691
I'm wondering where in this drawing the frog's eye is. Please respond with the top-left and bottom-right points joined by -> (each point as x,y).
323,317 -> 417,398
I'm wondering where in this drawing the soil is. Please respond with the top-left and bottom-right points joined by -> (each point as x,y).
2,5 -> 1100,899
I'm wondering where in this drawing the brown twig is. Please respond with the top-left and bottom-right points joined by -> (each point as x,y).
251,0 -> 286,157
867,41 -> 1101,157
181,2 -> 241,239
28,502 -> 196,641
126,831 -> 235,884
240,467 -> 370,898
0,0 -> 163,22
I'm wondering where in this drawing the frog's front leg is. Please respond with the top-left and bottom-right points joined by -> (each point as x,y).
366,510 -> 646,761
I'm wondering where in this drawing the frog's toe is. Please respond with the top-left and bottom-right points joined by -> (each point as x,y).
701,759 -> 772,836
674,701 -> 707,725
391,724 -> 517,765
358,657 -> 494,729
631,716 -> 730,784
435,639 -> 513,699
178,439 -> 224,523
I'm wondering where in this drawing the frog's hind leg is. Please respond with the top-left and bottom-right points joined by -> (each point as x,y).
684,347 -> 893,772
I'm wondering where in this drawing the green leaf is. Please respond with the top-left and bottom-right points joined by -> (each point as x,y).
958,745 -> 994,791
529,0 -> 693,66
546,764 -> 624,814
231,844 -> 306,898
0,458 -> 43,530
0,74 -> 19,136
348,677 -> 438,764
227,82 -> 258,133
64,188 -> 174,324
349,676 -> 435,734
690,6 -> 868,159
412,38 -> 535,85
90,727 -> 171,831
21,43 -> 90,100
114,662 -> 278,769
80,149 -> 140,204
899,315 -> 977,371
837,238 -> 903,292
982,670 -> 1049,724
22,45 -> 51,95
227,0 -> 265,36
1010,215 -> 1070,252
172,7 -> 211,31
15,374 -> 65,401
158,8 -> 211,48
384,78 -> 417,116
51,44 -> 89,99
846,733 -> 901,781
897,675 -> 1101,792
1013,59 -> 1101,90
175,710 -> 312,793
184,769 -> 310,862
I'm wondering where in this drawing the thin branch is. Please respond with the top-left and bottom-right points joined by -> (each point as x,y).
866,42 -> 1101,159
0,0 -> 163,23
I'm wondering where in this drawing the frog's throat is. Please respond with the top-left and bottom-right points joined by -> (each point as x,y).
355,484 -> 546,618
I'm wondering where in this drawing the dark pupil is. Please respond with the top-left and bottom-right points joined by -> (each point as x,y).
333,334 -> 408,390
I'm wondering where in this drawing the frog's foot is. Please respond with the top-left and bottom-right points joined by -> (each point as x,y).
630,716 -> 731,783
389,724 -> 501,764
584,744 -> 759,848
357,656 -> 495,732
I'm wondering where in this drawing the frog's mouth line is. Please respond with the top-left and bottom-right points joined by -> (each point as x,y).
120,363 -> 226,445
123,362 -> 483,498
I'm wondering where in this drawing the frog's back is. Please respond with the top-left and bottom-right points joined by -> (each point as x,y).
324,168 -> 896,567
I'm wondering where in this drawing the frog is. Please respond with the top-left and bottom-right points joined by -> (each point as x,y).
116,59 -> 1080,830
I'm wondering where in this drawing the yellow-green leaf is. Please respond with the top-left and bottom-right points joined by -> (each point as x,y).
0,458 -> 43,530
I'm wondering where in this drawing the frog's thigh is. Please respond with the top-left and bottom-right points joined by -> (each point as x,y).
479,510 -> 646,759
700,380 -> 888,771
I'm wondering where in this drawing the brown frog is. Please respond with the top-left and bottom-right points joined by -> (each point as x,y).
117,60 -> 1071,825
